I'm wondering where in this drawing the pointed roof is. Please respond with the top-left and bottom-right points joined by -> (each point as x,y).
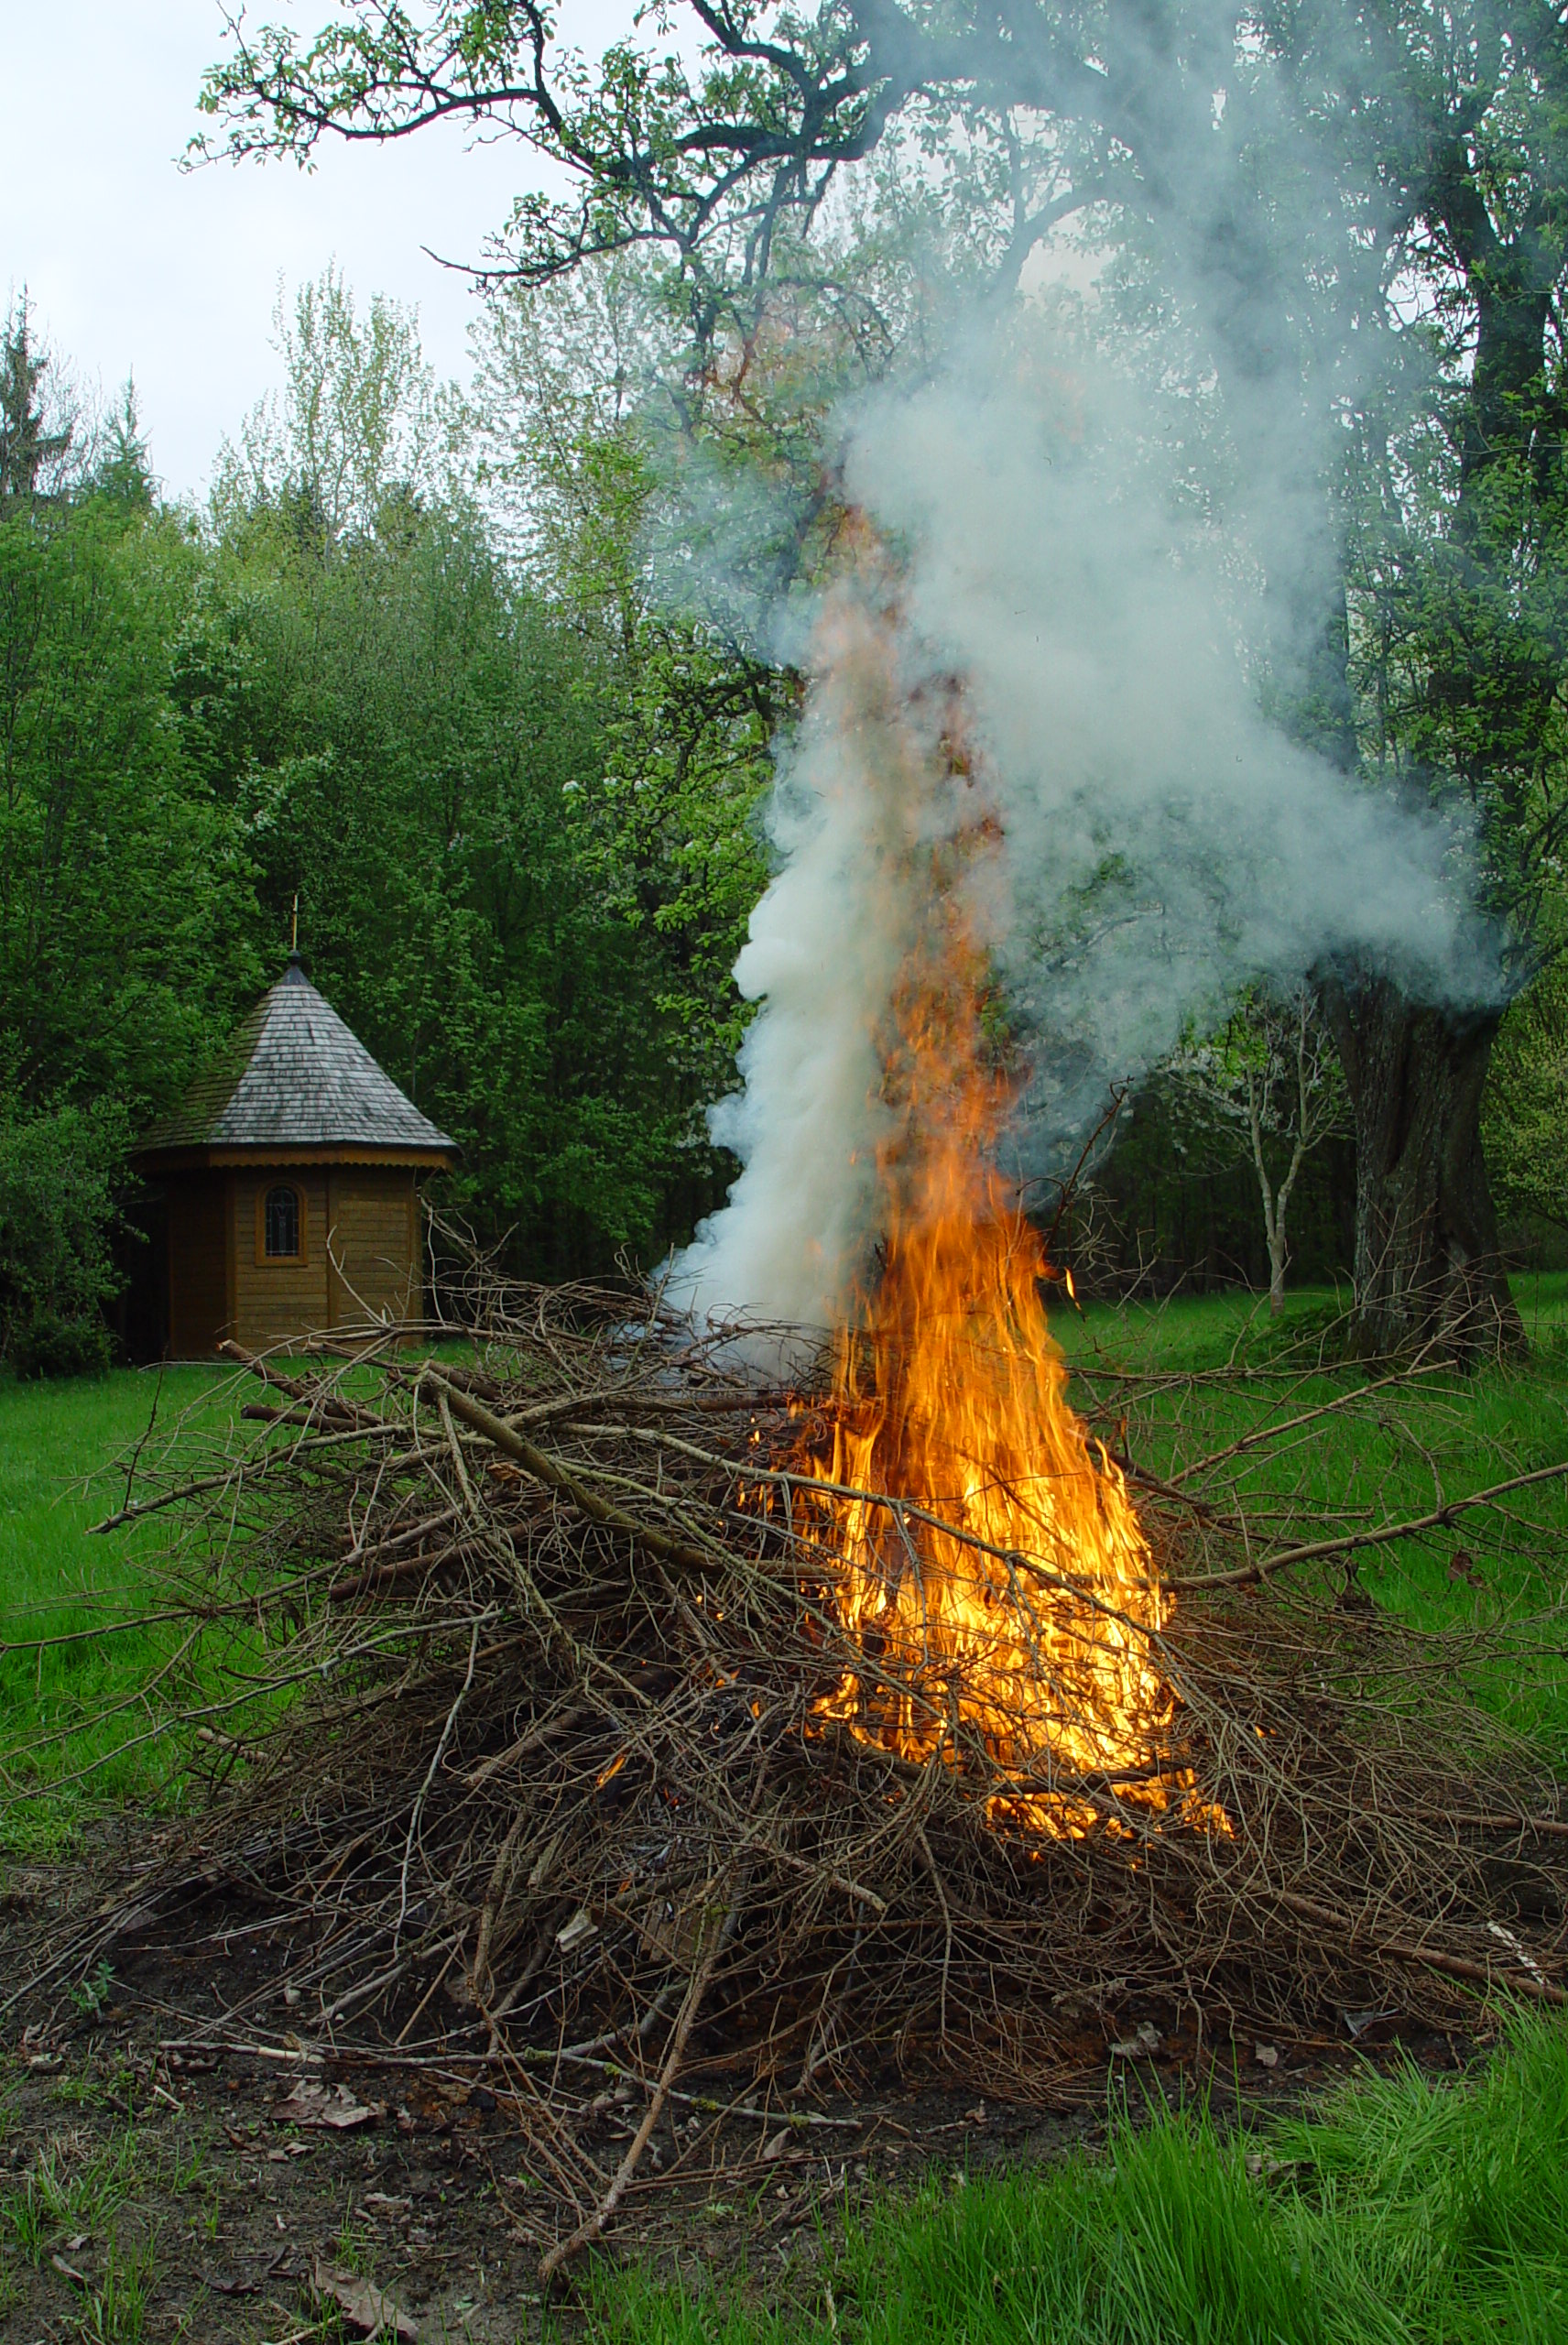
137,954 -> 458,1162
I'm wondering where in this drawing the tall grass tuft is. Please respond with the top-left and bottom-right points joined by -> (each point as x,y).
584,2013 -> 1568,2345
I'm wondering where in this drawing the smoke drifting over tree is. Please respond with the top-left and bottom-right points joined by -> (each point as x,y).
672,324 -> 1487,1333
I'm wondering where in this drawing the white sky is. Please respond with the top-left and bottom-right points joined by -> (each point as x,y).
2,1 -> 635,502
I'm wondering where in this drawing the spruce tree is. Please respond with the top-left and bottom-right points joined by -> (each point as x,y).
0,298 -> 71,500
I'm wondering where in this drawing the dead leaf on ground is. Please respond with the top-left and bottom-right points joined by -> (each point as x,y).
273,2078 -> 384,2130
50,2251 -> 89,2285
201,2269 -> 260,2296
311,2254 -> 419,2340
1108,2021 -> 1161,2057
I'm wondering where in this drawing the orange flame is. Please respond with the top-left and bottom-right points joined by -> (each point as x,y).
792,584 -> 1214,1838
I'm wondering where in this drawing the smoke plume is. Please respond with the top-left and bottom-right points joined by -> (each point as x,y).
670,317 -> 1486,1337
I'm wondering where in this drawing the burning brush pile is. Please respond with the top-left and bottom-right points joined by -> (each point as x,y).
40,1180 -> 1568,2270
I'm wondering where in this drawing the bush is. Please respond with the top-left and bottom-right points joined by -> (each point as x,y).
8,1310 -> 114,1380
0,1098 -> 129,1377
1486,968 -> 1568,1238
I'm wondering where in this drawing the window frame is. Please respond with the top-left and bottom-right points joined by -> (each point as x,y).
256,1179 -> 308,1267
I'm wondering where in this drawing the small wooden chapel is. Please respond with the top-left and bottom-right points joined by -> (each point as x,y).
134,954 -> 458,1358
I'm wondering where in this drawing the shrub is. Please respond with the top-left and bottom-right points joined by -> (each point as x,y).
8,1310 -> 114,1380
0,1098 -> 129,1376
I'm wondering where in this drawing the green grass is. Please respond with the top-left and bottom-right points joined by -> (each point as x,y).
0,1343 -> 484,1853
1051,1277 -> 1568,1761
583,2010 -> 1568,2345
3,2124 -> 144,2264
0,1365 -> 236,1850
1054,1269 -> 1568,1375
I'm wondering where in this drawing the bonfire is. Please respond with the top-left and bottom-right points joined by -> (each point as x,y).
793,910 -> 1183,1843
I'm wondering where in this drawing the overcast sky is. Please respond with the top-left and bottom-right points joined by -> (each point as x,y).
3,2 -> 632,503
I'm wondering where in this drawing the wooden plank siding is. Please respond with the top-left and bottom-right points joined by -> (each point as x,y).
164,1166 -> 423,1355
323,1169 -> 421,1328
232,1169 -> 332,1350
166,1173 -> 233,1358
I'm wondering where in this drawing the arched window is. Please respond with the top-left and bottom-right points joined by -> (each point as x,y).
263,1183 -> 302,1260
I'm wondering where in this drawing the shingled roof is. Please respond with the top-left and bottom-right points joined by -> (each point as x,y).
137,954 -> 458,1161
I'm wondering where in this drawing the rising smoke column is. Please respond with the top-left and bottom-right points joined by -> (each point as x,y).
671,340 -> 1483,1335
672,551 -> 988,1334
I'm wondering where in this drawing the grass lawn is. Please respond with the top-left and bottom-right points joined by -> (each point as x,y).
1051,1277 -> 1568,1760
0,1363 -> 240,1850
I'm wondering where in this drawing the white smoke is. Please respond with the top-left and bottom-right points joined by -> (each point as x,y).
671,580 -> 979,1333
670,332 -> 1485,1334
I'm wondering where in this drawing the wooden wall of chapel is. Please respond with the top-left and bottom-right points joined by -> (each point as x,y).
167,1167 -> 423,1355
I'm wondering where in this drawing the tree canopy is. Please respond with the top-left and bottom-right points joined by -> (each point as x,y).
6,3 -> 1568,1366
192,0 -> 1568,1357
0,273 -> 775,1365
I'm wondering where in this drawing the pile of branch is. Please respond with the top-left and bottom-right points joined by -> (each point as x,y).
15,1261 -> 1568,2275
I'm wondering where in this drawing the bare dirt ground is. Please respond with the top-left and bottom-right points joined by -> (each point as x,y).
0,1846 -> 1470,2345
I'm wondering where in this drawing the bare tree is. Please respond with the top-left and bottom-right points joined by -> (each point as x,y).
1172,987 -> 1347,1315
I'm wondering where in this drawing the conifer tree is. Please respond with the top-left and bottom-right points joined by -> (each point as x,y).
0,298 -> 71,501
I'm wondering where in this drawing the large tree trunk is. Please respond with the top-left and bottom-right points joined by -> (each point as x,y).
1320,976 -> 1524,1362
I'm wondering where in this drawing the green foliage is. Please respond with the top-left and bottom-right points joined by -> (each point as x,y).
0,486 -> 261,1119
1486,966 -> 1568,1238
1089,1081 -> 1356,1297
0,1097 -> 129,1375
0,296 -> 72,501
91,382 -> 156,512
0,277 -> 774,1292
68,1960 -> 116,2018
212,267 -> 461,538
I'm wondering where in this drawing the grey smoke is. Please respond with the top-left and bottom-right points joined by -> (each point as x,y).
669,321 -> 1488,1335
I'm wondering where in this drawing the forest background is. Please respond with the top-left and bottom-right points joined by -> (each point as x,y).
5,0 -> 1568,1375
0,266 -> 791,1371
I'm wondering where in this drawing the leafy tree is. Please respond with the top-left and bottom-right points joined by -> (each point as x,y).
0,1097 -> 129,1376
93,380 -> 156,510
1484,965 -> 1568,1243
195,0 -> 1568,1358
213,266 -> 463,540
1169,990 -> 1348,1315
0,489 -> 260,1119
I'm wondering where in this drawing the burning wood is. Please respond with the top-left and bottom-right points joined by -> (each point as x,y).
789,880 -> 1190,1838
707,593 -> 1221,1840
